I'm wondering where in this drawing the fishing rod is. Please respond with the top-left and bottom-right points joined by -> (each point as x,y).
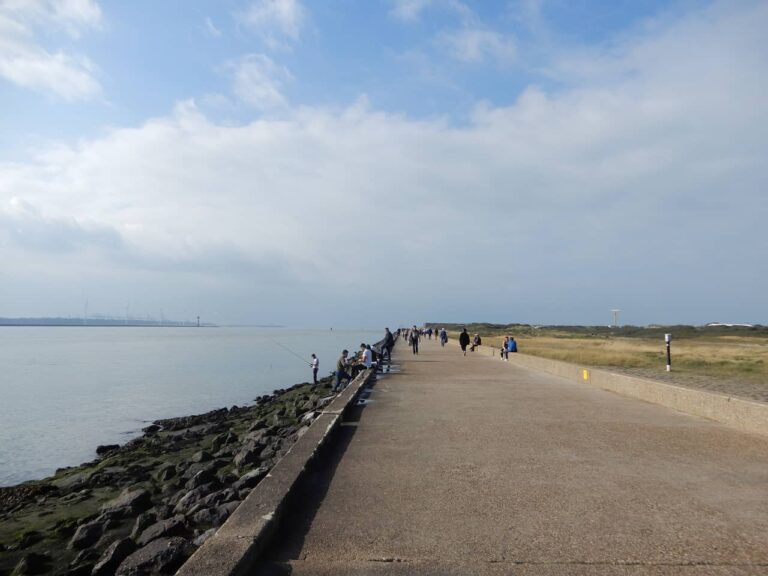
269,338 -> 312,365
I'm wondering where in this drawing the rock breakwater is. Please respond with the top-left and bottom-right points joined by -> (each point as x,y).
0,378 -> 337,576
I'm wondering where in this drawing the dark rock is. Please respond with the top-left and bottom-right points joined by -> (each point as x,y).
209,433 -> 226,453
180,462 -> 216,482
115,536 -> 193,576
16,530 -> 42,549
233,447 -> 260,469
192,508 -> 217,525
259,446 -> 276,461
96,444 -> 120,456
150,504 -> 173,521
233,466 -> 269,491
63,563 -> 95,576
244,430 -> 267,446
102,488 -> 152,517
136,516 -> 187,547
198,488 -> 237,509
142,424 -> 161,434
93,538 -> 136,576
94,511 -> 122,531
172,488 -> 205,515
160,482 -> 178,497
12,551 -> 50,575
248,418 -> 267,431
156,463 -> 176,482
130,511 -> 157,539
191,450 -> 211,463
215,501 -> 241,523
71,547 -> 100,566
218,471 -> 238,485
213,446 -> 235,459
185,469 -> 217,490
68,519 -> 105,550
193,528 -> 216,547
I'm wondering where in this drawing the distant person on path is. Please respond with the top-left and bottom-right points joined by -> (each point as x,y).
507,336 -> 518,354
501,337 -> 509,360
333,349 -> 351,393
459,328 -> 470,356
410,325 -> 420,355
310,353 -> 319,383
440,328 -> 448,347
383,327 -> 395,362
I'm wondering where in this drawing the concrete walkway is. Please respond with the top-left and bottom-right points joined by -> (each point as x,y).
254,339 -> 768,575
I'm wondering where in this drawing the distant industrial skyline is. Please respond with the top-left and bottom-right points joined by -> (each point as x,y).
1,1 -> 766,327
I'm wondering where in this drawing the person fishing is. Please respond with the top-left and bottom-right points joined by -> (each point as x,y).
310,353 -> 319,384
334,349 -> 351,393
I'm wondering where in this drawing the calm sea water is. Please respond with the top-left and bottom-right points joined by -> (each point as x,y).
0,326 -> 381,487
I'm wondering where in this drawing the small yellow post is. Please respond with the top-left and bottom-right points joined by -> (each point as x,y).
582,369 -> 590,381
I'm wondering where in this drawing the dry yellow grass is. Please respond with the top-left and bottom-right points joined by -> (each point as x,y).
452,332 -> 768,384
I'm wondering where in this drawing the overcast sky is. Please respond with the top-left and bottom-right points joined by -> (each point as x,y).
1,0 -> 766,328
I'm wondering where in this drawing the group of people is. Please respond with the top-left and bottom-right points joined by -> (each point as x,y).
310,327 -> 397,394
456,328 -> 517,358
405,326 -> 449,354
313,326 -> 519,395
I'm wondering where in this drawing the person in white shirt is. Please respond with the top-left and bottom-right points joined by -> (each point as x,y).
360,343 -> 373,369
310,353 -> 319,384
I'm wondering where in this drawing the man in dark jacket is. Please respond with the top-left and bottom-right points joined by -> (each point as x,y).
459,328 -> 470,356
383,327 -> 395,361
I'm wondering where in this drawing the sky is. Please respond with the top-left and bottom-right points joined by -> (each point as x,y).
0,0 -> 766,328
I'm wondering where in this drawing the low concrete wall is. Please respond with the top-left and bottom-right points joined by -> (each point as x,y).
474,345 -> 768,437
176,369 -> 376,576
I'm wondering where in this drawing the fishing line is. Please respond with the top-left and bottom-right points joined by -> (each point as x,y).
269,338 -> 312,365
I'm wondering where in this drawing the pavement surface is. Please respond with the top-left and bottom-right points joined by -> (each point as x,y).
252,339 -> 768,575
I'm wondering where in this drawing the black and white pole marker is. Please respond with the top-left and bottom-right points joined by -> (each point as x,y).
665,333 -> 672,372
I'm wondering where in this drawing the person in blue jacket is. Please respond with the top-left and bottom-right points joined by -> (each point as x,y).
507,337 -> 518,354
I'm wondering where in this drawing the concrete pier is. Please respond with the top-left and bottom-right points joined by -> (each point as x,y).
251,339 -> 768,575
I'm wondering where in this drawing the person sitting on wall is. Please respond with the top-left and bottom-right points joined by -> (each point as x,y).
470,333 -> 481,352
507,336 -> 518,354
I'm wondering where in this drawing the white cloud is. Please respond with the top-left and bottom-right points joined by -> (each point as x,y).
204,16 -> 222,38
228,54 -> 292,111
0,0 -> 101,99
241,0 -> 306,48
390,0 -> 435,21
390,0 -> 472,23
439,28 -> 516,65
1,1 -> 766,325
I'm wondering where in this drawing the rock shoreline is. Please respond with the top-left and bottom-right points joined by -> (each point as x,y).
0,376 -> 339,576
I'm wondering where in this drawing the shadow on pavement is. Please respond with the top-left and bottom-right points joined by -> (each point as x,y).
251,379 -> 380,575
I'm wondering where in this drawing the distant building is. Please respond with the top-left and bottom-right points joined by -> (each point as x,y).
706,322 -> 754,328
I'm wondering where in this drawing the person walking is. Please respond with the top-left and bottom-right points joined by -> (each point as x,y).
459,328 -> 470,356
310,353 -> 319,383
383,327 -> 395,362
440,328 -> 448,347
507,336 -> 518,354
410,325 -> 420,355
501,337 -> 509,360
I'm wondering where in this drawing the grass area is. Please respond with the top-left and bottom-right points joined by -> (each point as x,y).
433,323 -> 768,385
